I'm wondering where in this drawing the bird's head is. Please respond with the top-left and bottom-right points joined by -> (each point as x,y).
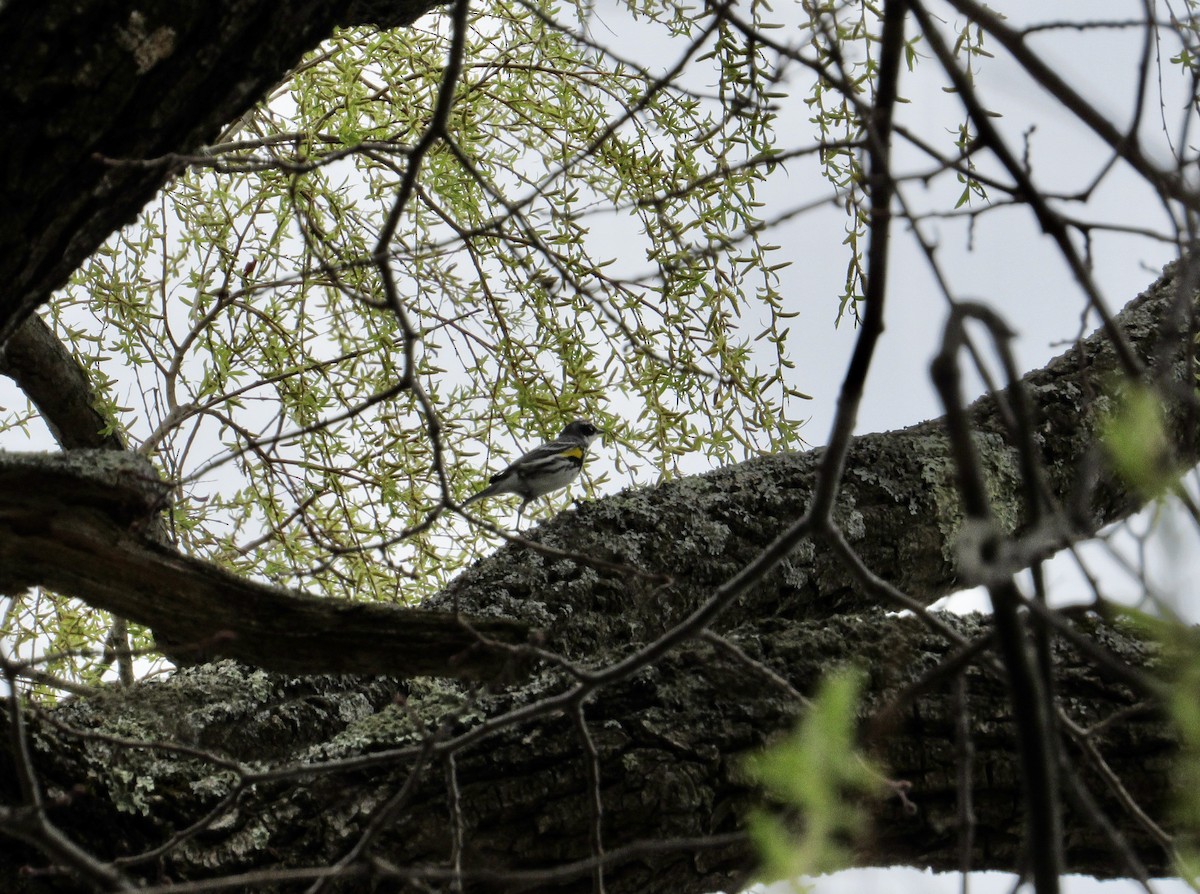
560,419 -> 602,446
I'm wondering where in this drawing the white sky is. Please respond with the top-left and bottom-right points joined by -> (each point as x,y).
727,1 -> 1197,891
0,1 -> 1193,890
774,868 -> 1187,894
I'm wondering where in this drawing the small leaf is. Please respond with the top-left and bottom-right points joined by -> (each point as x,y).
1100,384 -> 1175,497
742,668 -> 885,883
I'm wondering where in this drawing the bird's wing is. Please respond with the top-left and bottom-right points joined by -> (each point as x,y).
507,439 -> 584,479
470,436 -> 587,497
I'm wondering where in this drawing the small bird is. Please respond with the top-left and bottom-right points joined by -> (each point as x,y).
463,419 -> 602,526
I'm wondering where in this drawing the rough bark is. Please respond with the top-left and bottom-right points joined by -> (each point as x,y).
424,264 -> 1191,650
0,1 -> 1195,891
0,316 -> 127,451
0,0 -> 441,348
0,614 -> 1171,893
0,264 -> 1191,682
0,265 -> 1190,891
0,451 -> 529,680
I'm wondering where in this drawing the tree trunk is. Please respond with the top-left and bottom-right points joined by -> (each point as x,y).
0,1 -> 1193,891
0,612 -> 1170,892
0,0 -> 439,346
0,264 -> 1189,890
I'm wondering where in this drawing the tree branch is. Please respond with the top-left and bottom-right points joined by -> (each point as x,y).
0,452 -> 529,680
0,612 -> 1173,891
0,0 -> 440,348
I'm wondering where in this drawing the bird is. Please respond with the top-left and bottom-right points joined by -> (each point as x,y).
462,419 -> 602,526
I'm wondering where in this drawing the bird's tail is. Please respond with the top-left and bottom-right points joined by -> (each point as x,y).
461,482 -> 498,507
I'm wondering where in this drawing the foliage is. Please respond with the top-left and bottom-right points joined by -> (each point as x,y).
1100,383 -> 1175,499
2,0 -> 1012,690
3,0 -> 828,682
742,668 -> 884,885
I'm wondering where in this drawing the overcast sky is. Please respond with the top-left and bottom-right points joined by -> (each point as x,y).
639,1 -> 1195,891
0,1 -> 1192,890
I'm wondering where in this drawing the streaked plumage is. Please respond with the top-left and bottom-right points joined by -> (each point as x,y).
463,419 -> 601,525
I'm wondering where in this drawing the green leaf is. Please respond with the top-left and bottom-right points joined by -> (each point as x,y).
742,668 -> 885,884
1100,383 -> 1175,498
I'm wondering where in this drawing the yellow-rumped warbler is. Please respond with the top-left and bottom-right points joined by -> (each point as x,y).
463,419 -> 602,525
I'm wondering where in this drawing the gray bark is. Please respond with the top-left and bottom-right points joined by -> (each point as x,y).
0,1 -> 1193,891
0,265 -> 1189,891
0,614 -> 1169,892
0,1 -> 440,348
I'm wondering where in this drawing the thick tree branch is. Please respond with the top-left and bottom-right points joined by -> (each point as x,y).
0,316 -> 126,451
0,264 -> 1189,891
0,0 -> 441,348
0,263 -> 1193,681
0,452 -> 529,680
0,612 -> 1171,892
426,262 -> 1198,656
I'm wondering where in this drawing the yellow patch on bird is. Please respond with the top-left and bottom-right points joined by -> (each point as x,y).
560,447 -> 585,460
